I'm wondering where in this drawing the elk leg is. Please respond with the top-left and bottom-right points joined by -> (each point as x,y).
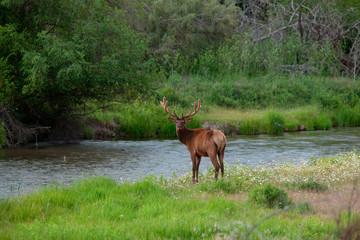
218,148 -> 225,178
195,156 -> 201,183
209,155 -> 220,181
191,154 -> 197,183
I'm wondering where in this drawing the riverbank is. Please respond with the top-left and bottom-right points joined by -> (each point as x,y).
1,152 -> 360,239
79,75 -> 360,140
84,102 -> 360,139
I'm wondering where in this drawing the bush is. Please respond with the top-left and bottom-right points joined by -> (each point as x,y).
249,183 -> 292,209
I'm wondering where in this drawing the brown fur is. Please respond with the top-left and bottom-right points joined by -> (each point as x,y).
176,125 -> 227,183
160,97 -> 227,183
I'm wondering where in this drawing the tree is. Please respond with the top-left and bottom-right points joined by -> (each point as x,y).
139,0 -> 239,72
0,0 -> 153,145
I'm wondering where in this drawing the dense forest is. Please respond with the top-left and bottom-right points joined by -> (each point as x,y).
1,0 -> 360,146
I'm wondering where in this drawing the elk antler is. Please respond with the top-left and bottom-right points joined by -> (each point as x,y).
182,99 -> 201,119
160,97 -> 179,119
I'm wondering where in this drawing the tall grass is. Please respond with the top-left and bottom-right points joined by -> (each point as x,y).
90,100 -> 201,139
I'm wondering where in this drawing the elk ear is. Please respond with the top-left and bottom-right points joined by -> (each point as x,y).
168,118 -> 177,123
185,118 -> 193,123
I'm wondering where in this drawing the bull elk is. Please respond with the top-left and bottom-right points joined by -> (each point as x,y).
160,97 -> 226,183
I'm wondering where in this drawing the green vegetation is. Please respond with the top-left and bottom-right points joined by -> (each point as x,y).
0,0 -> 155,145
89,100 -> 201,138
290,177 -> 329,192
2,151 -> 360,239
249,183 -> 292,209
1,0 -> 360,145
87,75 -> 360,138
159,74 -> 360,109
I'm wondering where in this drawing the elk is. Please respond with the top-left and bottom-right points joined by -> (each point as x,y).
160,97 -> 226,183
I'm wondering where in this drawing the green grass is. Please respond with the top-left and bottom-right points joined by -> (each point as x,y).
2,152 -> 360,239
0,177 -> 336,240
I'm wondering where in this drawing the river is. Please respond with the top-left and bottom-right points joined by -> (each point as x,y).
1,127 -> 360,198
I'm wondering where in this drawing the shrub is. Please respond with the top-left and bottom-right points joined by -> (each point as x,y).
249,183 -> 292,209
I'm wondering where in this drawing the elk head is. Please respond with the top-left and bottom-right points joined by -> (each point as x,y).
160,97 -> 201,130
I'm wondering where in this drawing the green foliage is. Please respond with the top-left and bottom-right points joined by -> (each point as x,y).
182,32 -> 340,77
249,183 -> 292,209
330,106 -> 360,127
141,0 -> 238,72
292,177 -> 328,192
2,0 -> 360,143
1,0 -> 154,130
314,114 -> 332,130
159,74 -> 360,110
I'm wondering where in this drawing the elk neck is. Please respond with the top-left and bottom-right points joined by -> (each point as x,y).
176,126 -> 194,145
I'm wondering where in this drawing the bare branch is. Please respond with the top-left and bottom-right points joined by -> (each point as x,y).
253,23 -> 297,42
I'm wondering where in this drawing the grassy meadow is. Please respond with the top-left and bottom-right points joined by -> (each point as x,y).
2,151 -> 360,239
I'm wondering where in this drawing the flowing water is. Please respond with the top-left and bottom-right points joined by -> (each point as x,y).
1,127 -> 360,198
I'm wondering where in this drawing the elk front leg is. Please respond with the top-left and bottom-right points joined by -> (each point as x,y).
195,156 -> 202,183
191,154 -> 197,183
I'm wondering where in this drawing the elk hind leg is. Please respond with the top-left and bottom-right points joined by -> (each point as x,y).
218,147 -> 225,178
191,154 -> 197,183
209,154 -> 220,181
